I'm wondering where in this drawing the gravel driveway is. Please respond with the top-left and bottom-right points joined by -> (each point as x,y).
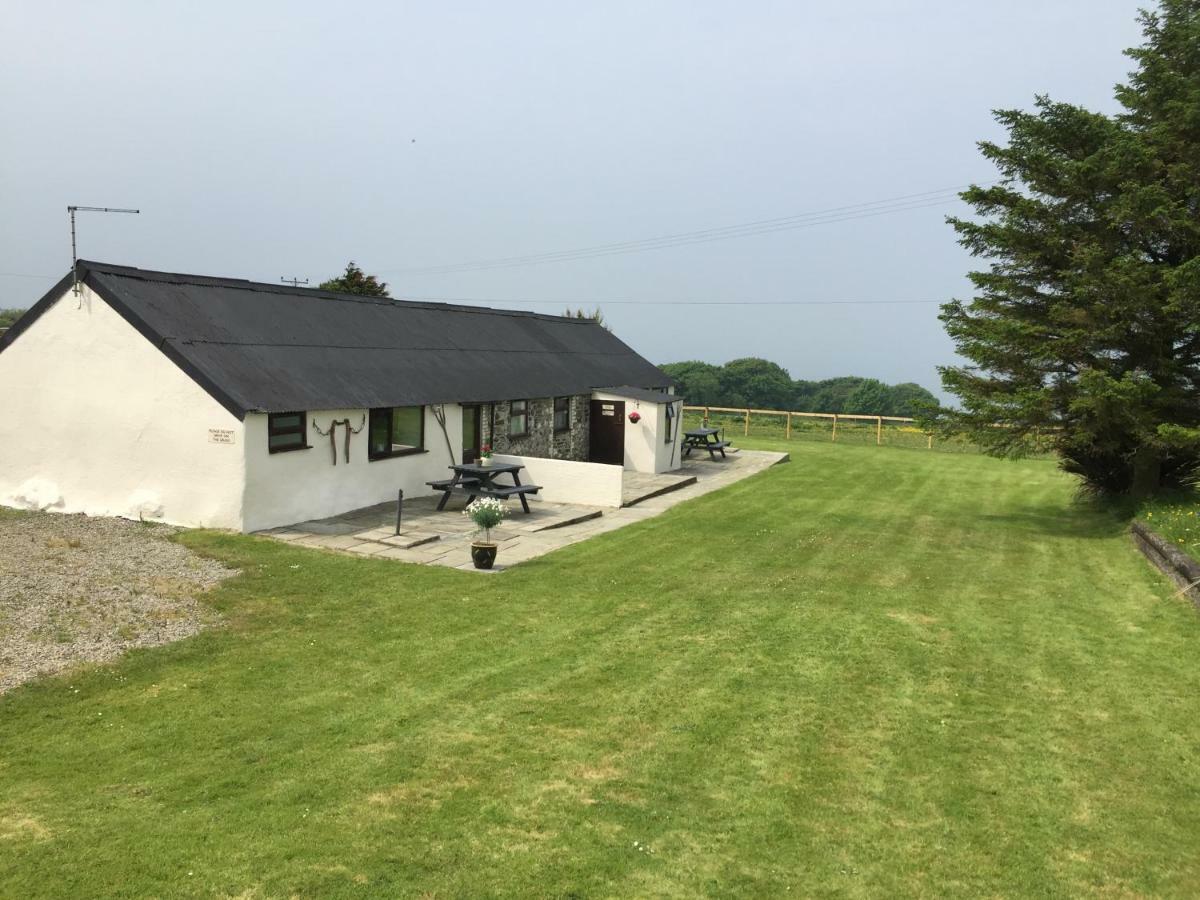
0,511 -> 235,694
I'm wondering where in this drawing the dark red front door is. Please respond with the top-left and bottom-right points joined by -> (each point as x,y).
589,400 -> 625,465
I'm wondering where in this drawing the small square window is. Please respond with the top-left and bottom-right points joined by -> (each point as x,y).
509,400 -> 529,437
268,411 -> 308,453
553,397 -> 570,433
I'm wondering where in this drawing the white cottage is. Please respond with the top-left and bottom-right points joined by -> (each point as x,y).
0,262 -> 684,532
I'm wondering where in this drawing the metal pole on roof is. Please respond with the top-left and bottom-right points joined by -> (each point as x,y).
281,276 -> 309,287
68,205 -> 140,297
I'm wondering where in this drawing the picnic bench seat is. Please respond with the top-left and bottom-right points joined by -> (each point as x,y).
461,482 -> 541,513
486,483 -> 541,499
426,476 -> 479,490
683,437 -> 732,460
430,478 -> 542,513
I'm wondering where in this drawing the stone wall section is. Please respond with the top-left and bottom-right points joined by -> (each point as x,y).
480,395 -> 591,462
1131,520 -> 1200,607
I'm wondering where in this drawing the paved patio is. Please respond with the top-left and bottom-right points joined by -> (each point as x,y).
257,449 -> 788,572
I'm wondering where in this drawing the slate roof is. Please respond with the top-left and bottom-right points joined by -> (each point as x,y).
1,262 -> 673,419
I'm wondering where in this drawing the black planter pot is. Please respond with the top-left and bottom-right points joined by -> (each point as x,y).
471,542 -> 498,569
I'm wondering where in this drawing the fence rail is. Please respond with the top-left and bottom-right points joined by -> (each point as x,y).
682,406 -> 1057,456
686,405 -> 929,445
681,404 -> 1024,455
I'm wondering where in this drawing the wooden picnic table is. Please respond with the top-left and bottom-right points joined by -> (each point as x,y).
682,426 -> 732,461
429,462 -> 541,513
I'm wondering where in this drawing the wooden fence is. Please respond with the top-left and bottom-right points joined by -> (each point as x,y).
683,405 -> 939,449
682,406 -> 1055,455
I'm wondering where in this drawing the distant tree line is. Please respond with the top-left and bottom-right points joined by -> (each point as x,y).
0,309 -> 25,329
659,358 -> 939,417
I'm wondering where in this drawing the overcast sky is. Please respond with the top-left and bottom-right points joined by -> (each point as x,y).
2,1 -> 1146,398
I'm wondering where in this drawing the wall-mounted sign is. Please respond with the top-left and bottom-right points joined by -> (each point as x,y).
208,428 -> 236,445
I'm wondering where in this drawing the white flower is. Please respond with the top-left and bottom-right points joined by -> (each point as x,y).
464,497 -> 509,538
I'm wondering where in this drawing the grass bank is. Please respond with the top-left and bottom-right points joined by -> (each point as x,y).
2,440 -> 1197,897
1138,493 -> 1200,559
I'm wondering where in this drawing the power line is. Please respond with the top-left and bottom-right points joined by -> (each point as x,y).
0,182 -> 984,285
0,267 -> 944,307
380,184 -> 981,276
383,189 -> 966,274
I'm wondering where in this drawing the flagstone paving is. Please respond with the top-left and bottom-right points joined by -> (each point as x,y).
256,449 -> 787,572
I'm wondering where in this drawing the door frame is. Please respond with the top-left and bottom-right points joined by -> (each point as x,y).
461,404 -> 482,463
589,399 -> 625,466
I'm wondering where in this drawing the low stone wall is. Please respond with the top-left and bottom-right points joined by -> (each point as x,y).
492,453 -> 623,508
1131,520 -> 1200,606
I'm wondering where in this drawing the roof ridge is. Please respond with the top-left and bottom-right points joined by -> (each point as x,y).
76,260 -> 598,324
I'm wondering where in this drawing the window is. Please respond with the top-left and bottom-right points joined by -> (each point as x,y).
553,397 -> 570,433
368,406 -> 425,459
268,411 -> 308,453
508,400 -> 529,437
664,401 -> 675,444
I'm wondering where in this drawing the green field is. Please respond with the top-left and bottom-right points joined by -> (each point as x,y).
3,440 -> 1198,897
680,409 -> 1045,455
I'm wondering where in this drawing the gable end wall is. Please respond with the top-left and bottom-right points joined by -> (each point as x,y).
0,286 -> 245,528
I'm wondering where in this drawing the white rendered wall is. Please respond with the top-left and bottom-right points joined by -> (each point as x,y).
591,391 -> 682,474
657,398 -> 685,472
241,404 -> 463,532
0,286 -> 245,528
491,453 -> 623,508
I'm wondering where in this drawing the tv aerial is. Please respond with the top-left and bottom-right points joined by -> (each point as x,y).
68,205 -> 140,296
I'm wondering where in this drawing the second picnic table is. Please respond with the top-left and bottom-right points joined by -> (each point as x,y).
682,426 -> 732,461
429,462 -> 542,513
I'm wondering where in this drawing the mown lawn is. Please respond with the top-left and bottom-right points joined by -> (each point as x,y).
2,441 -> 1199,897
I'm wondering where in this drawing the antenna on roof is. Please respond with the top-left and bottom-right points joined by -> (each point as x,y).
68,205 -> 140,298
280,276 -> 309,287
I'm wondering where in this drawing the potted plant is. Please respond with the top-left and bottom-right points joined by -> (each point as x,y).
464,497 -> 507,569
628,410 -> 642,424
480,443 -> 493,467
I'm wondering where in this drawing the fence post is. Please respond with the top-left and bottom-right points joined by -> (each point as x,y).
927,433 -> 933,450
876,416 -> 882,445
703,406 -> 710,425
786,411 -> 792,440
744,408 -> 750,436
832,413 -> 839,442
